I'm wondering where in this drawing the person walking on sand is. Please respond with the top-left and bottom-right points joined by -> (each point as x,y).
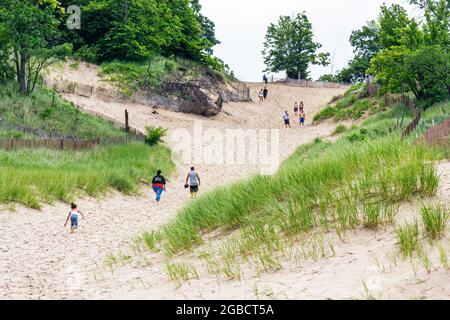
263,74 -> 268,84
283,111 -> 291,128
64,203 -> 85,234
299,110 -> 306,126
294,102 -> 299,116
152,170 -> 166,202
259,89 -> 264,102
299,101 -> 304,113
185,167 -> 201,198
263,86 -> 268,100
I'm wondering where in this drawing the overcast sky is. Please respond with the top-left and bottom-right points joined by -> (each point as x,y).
200,0 -> 417,81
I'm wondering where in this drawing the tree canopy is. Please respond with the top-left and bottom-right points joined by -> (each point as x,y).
262,12 -> 330,79
333,0 -> 449,104
0,0 -> 223,95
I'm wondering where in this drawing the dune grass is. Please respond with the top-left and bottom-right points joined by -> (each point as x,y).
332,124 -> 347,135
158,135 -> 440,255
396,221 -> 420,258
0,143 -> 174,208
0,82 -> 126,139
421,204 -> 449,240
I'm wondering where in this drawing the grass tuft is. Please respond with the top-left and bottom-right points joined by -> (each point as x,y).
420,204 -> 449,240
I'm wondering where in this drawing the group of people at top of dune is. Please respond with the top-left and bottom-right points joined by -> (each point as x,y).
64,167 -> 200,234
259,74 -> 269,101
283,101 -> 306,128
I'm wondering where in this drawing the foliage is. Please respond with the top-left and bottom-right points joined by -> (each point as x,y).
145,126 -> 167,146
0,82 -> 126,139
158,135 -> 440,254
421,204 -> 449,240
0,0 -> 225,96
0,0 -> 70,94
0,143 -> 174,208
262,12 -> 329,79
60,0 -> 220,69
332,125 -> 347,135
338,0 -> 450,100
337,21 -> 382,83
369,45 -> 449,103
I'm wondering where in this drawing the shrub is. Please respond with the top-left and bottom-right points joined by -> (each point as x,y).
332,124 -> 347,135
145,126 -> 167,146
335,94 -> 356,109
313,106 -> 337,122
347,129 -> 367,143
73,45 -> 99,64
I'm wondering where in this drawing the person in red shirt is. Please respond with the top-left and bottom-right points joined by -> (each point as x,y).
152,170 -> 166,202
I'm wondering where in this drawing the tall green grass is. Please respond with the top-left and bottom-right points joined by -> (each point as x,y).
0,82 -> 126,139
396,221 -> 420,258
0,143 -> 174,208
421,204 -> 449,240
159,136 -> 439,255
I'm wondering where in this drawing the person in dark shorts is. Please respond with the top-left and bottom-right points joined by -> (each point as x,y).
64,203 -> 85,234
299,101 -> 304,113
263,86 -> 268,100
283,111 -> 291,128
185,167 -> 201,198
299,111 -> 306,126
152,170 -> 166,202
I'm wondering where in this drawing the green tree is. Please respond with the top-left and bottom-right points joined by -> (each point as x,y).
350,20 -> 382,61
0,25 -> 14,84
340,20 -> 382,83
369,45 -> 449,103
191,0 -> 220,54
337,55 -> 374,83
65,0 -> 218,64
404,45 -> 449,102
262,12 -> 330,79
378,4 -> 413,48
422,0 -> 450,48
0,0 -> 64,94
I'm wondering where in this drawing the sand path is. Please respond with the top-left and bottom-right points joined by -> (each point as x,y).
1,65 -> 448,299
0,79 -> 351,299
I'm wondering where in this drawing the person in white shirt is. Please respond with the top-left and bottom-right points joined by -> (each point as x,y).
185,167 -> 201,198
283,111 -> 291,128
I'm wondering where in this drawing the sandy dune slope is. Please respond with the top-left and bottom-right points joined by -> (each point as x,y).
0,73 -> 448,299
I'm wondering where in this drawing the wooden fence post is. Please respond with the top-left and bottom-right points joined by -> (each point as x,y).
125,109 -> 130,133
60,138 -> 64,150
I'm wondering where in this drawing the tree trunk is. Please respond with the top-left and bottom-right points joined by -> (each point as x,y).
19,44 -> 27,95
13,48 -> 20,84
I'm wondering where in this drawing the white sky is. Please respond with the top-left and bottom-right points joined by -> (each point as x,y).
200,0 -> 417,81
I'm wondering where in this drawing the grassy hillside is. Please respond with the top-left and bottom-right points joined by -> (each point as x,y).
314,84 -> 450,136
97,55 -> 233,97
0,82 -> 126,140
148,99 -> 448,257
0,143 -> 174,209
0,82 -> 175,209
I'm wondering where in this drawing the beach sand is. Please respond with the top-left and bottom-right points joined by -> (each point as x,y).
1,64 -> 448,299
